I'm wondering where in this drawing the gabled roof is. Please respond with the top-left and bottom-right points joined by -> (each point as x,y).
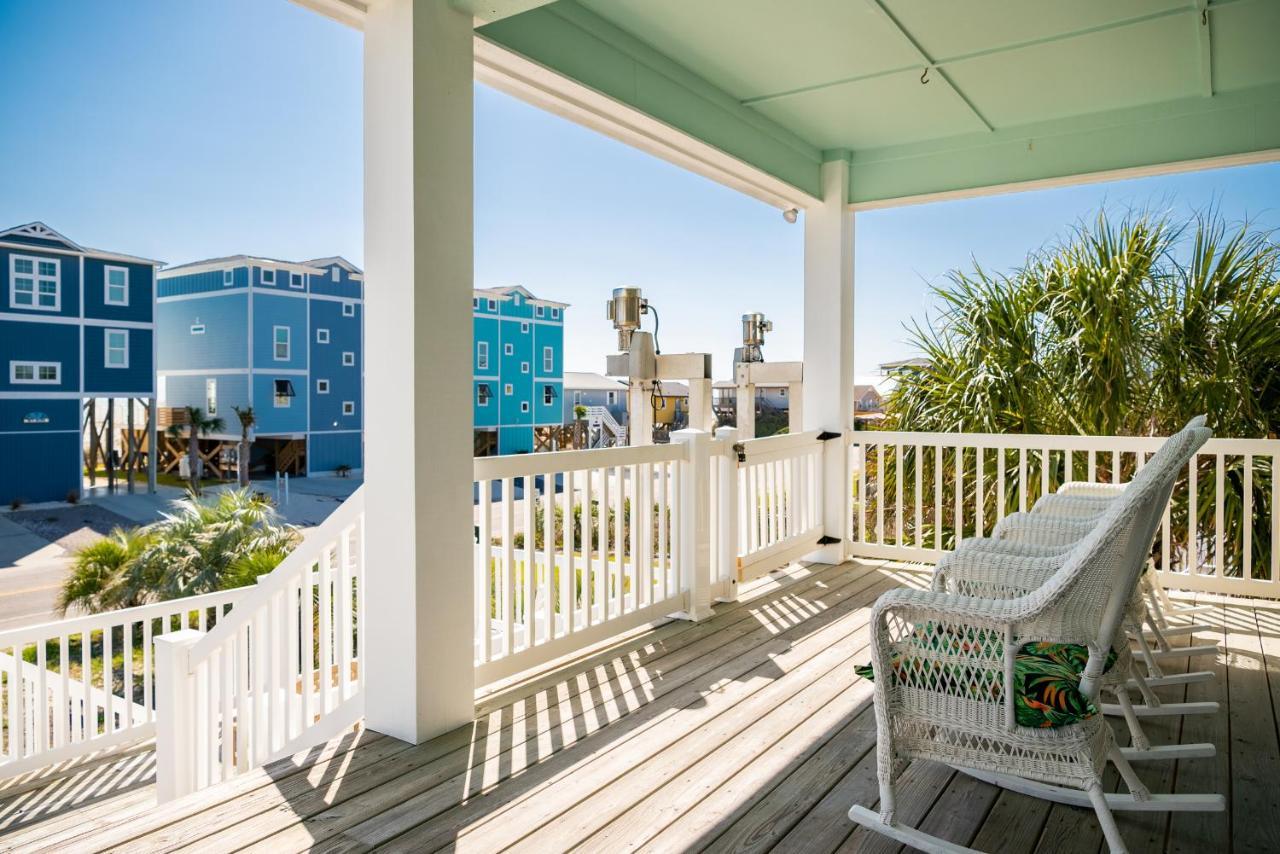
158,254 -> 327,278
481,284 -> 570,310
0,221 -> 163,265
304,256 -> 364,275
564,371 -> 626,391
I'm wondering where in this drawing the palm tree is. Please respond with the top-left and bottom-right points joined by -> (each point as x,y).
61,489 -> 300,612
232,405 -> 256,487
168,406 -> 224,495
880,209 -> 1280,574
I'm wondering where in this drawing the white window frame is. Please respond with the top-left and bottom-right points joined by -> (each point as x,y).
9,360 -> 60,385
551,308 -> 560,319
316,328 -> 330,344
607,391 -> 617,405
289,271 -> 304,289
273,379 -> 293,408
331,267 -> 340,282
477,384 -> 490,407
206,377 -> 217,415
521,401 -> 530,413
573,391 -> 582,405
10,254 -> 60,311
223,269 -> 234,287
190,323 -> 206,335
504,383 -> 513,396
342,400 -> 355,416
477,341 -> 489,370
535,305 -> 544,318
543,346 -> 554,373
487,299 -> 497,311
504,343 -> 514,356
273,325 -> 290,361
104,265 -> 129,306
342,302 -> 355,317
261,267 -> 276,286
521,361 -> 529,374
521,321 -> 530,333
104,328 -> 129,369
472,297 -> 479,309
317,378 -> 330,394
543,385 -> 554,406
342,351 -> 355,367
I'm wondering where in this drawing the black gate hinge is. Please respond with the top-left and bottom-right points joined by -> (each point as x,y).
817,431 -> 842,442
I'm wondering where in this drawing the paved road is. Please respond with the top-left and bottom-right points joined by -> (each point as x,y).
0,516 -> 69,631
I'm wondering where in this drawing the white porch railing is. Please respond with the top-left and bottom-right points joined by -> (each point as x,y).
847,431 -> 1280,599
0,587 -> 246,780
153,487 -> 366,800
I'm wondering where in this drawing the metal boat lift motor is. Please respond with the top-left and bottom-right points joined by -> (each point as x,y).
733,311 -> 803,439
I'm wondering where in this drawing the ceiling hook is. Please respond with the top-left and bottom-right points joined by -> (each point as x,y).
920,66 -> 930,85
1201,8 -> 1208,25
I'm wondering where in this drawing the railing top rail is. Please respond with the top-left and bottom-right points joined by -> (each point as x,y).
474,441 -> 685,480
0,585 -> 248,648
188,485 -> 366,662
850,430 -> 1279,454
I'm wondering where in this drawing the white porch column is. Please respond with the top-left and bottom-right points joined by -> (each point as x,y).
802,156 -> 853,565
363,0 -> 475,743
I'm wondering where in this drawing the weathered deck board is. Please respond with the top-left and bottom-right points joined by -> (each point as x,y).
0,563 -> 1264,854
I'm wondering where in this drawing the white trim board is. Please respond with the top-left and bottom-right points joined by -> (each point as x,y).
0,312 -> 154,330
157,289 -> 360,305
849,147 -> 1280,212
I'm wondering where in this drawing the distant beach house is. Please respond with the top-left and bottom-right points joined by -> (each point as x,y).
156,254 -> 363,477
473,286 -> 566,456
562,371 -> 626,424
0,222 -> 159,504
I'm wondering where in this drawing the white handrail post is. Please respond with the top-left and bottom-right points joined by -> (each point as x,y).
673,428 -> 714,621
154,629 -> 202,803
714,427 -> 740,602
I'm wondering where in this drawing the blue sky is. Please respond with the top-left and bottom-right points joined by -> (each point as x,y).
3,1 -> 1278,379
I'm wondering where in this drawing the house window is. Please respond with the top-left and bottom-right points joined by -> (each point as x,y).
190,323 -> 206,335
543,385 -> 556,406
273,326 -> 290,360
521,362 -> 529,374
472,298 -> 479,309
289,272 -> 303,289
543,347 -> 554,372
573,391 -> 582,405
521,322 -> 530,333
342,400 -> 355,416
504,383 -> 513,396
551,308 -> 559,319
342,351 -> 355,366
261,267 -> 275,286
206,378 -> 217,415
535,306 -> 544,318
487,299 -> 496,311
521,401 -> 530,413
317,378 -> 330,394
504,343 -> 514,356
273,378 -> 295,408
223,269 -> 234,287
10,255 -> 60,311
331,267 -> 340,282
607,391 -> 617,405
342,302 -> 355,317
10,361 -> 59,384
104,266 -> 129,306
104,329 -> 129,369
477,383 -> 491,406
477,341 -> 489,370
316,328 -> 330,344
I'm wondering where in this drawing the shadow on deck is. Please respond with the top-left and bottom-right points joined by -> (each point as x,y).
2,558 -> 1274,853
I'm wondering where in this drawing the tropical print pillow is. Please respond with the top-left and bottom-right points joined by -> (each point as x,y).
855,623 -> 1116,728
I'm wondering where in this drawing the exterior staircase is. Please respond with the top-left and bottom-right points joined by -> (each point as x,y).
585,405 -> 626,447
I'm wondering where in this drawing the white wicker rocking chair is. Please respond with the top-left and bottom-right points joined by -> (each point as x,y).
930,419 -> 1217,763
849,425 -> 1224,854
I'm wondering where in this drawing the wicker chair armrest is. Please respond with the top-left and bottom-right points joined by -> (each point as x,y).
1031,493 -> 1112,519
933,545 -> 1065,597
991,512 -> 1093,547
1056,481 -> 1127,497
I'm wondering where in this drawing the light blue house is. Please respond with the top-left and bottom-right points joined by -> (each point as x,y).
473,286 -> 567,455
0,222 -> 159,503
156,254 -> 363,476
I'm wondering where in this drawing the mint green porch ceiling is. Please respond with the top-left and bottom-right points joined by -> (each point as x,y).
477,0 -> 1280,206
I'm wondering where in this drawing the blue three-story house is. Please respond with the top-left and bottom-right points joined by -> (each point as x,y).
156,255 -> 363,477
0,222 -> 159,504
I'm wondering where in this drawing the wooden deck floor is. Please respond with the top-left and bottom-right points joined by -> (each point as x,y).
3,558 -> 1278,853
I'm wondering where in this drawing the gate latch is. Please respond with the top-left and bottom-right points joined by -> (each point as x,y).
732,442 -> 747,463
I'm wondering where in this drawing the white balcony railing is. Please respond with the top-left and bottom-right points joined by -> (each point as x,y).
847,430 -> 1280,599
0,587 -> 247,780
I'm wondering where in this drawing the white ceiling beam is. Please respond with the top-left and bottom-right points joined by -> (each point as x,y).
290,0 -> 367,30
450,0 -> 559,25
862,0 -> 993,132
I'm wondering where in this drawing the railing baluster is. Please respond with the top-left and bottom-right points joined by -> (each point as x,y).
1215,453 -> 1225,577
874,443 -> 884,546
1188,457 -> 1199,572
996,447 -> 1006,523
477,478 -> 492,663
975,446 -> 985,537
1244,454 -> 1253,580
522,476 -> 535,650
501,477 -> 514,658
584,466 -> 596,628
1018,448 -> 1027,513
934,444 -> 943,552
562,469 -> 575,627
955,444 -> 964,545
894,444 -> 903,546
914,444 -> 923,548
